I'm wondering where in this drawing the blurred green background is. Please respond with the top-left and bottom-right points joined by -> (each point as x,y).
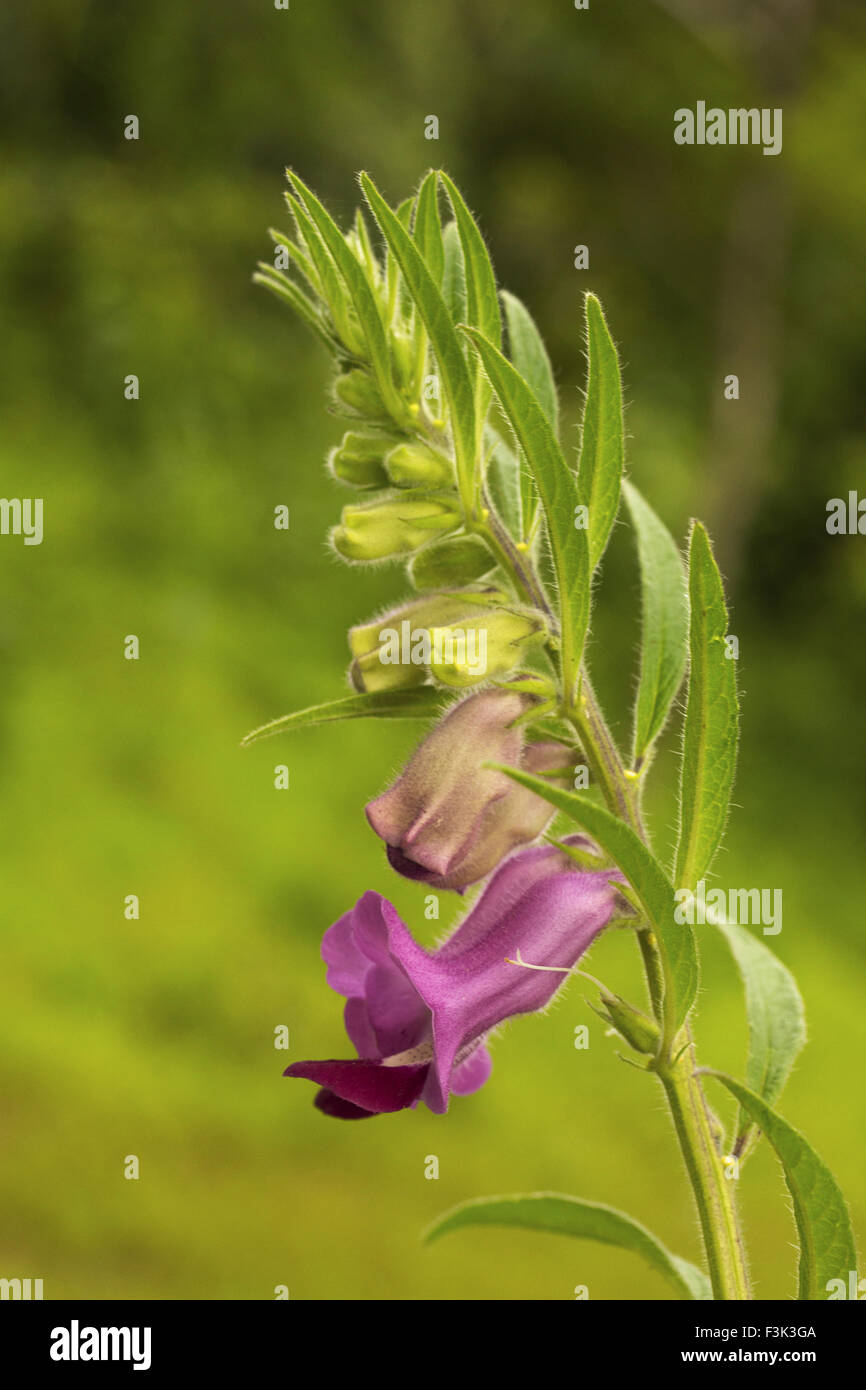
1,0 -> 864,1300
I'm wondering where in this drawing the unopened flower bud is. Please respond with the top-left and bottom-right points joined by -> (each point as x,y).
427,607 -> 548,688
366,688 -> 575,891
332,369 -> 388,419
348,589 -> 508,691
598,994 -> 660,1055
408,534 -> 496,591
384,442 -> 454,489
331,494 -> 461,562
328,431 -> 403,489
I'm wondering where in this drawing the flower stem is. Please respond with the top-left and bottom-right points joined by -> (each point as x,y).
566,674 -> 751,1299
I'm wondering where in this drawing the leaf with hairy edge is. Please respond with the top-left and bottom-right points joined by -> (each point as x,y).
425,1193 -> 711,1301
240,689 -> 449,748
675,522 -> 739,889
491,769 -> 698,1041
705,1074 -> 857,1300
439,172 -> 501,349
461,328 -> 590,695
360,173 -> 477,512
623,481 -> 688,764
413,172 -> 444,286
287,172 -> 405,419
441,221 -> 466,325
576,294 -> 625,572
501,289 -> 558,540
501,290 -> 558,435
716,924 -> 807,1159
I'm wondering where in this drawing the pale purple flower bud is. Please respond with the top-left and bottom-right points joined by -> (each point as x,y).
365,688 -> 570,891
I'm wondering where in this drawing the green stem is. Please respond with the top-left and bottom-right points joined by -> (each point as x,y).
567,678 -> 751,1300
657,1036 -> 751,1301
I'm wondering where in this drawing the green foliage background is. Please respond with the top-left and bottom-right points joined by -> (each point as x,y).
1,0 -> 863,1299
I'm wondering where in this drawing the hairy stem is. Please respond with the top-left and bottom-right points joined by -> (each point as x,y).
494,538 -> 751,1300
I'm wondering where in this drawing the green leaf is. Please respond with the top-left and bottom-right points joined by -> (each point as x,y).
413,171 -> 444,286
675,522 -> 739,889
501,290 -> 559,435
360,173 -> 477,512
287,172 -> 405,420
623,481 -> 688,764
441,220 -> 466,325
705,1073 -> 857,1300
240,689 -> 448,748
716,923 -> 807,1157
491,769 -> 699,1042
576,294 -> 625,572
283,190 -> 354,347
484,424 -> 523,540
460,327 -> 590,695
501,289 -> 558,540
439,172 -> 501,349
425,1193 -> 711,1301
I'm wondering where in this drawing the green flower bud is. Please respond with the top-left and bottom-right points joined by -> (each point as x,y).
328,431 -> 404,489
348,589 -> 509,691
349,591 -> 504,658
384,442 -> 454,489
408,534 -> 496,590
348,648 -> 429,694
331,494 -> 461,562
427,607 -> 548,689
391,332 -> 415,391
598,994 -> 660,1055
332,369 -> 387,420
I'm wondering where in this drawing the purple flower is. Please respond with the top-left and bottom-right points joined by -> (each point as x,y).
285,839 -> 620,1119
365,688 -> 571,892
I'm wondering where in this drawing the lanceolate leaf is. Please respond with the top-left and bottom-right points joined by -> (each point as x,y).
716,923 -> 807,1157
705,1074 -> 857,1300
441,220 -> 466,325
360,173 -> 477,512
492,769 -> 699,1041
439,172 -> 501,350
501,290 -> 559,436
287,173 -> 404,418
240,689 -> 449,748
501,289 -> 558,540
623,481 -> 688,764
576,294 -> 625,572
413,171 -> 444,286
461,328 -> 590,695
425,1193 -> 711,1301
675,522 -> 739,889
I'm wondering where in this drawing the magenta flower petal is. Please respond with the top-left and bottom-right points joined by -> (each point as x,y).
286,838 -> 621,1119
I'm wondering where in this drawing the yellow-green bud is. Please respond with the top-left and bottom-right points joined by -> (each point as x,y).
348,589 -> 509,691
349,591 -> 503,659
408,534 -> 496,590
348,648 -> 429,694
385,442 -> 454,489
331,494 -> 461,562
332,369 -> 387,419
329,431 -> 403,488
598,994 -> 660,1055
391,332 -> 415,391
427,607 -> 548,689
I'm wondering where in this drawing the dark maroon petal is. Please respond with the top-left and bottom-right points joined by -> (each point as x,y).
314,1088 -> 376,1120
386,843 -> 438,883
284,1058 -> 428,1114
